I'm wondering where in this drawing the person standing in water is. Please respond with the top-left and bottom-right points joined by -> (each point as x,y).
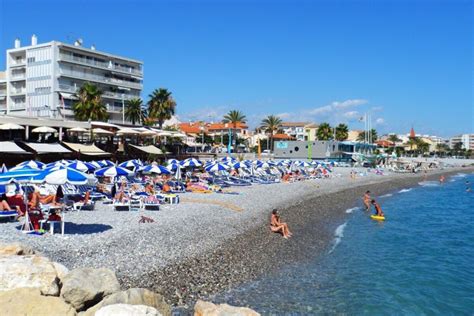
439,175 -> 445,183
371,199 -> 384,217
363,190 -> 371,211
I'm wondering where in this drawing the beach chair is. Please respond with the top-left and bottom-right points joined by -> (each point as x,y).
113,200 -> 131,211
142,196 -> 160,211
73,191 -> 95,211
0,211 -> 18,222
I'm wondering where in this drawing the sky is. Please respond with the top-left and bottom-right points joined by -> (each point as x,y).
0,0 -> 472,137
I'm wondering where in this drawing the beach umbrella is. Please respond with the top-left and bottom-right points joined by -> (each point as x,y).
45,161 -> 67,169
180,158 -> 202,168
0,164 -> 8,173
119,160 -> 142,169
68,127 -> 88,133
95,166 -> 133,177
13,160 -> 45,170
205,163 -> 230,172
31,126 -> 57,133
232,161 -> 249,169
0,168 -> 43,185
67,160 -> 97,172
294,161 -> 311,168
254,160 -> 271,169
31,166 -> 88,185
89,161 -> 103,169
220,156 -> 237,163
116,128 -> 140,135
91,128 -> 114,135
141,165 -> 171,174
0,123 -> 24,130
166,162 -> 183,171
98,160 -> 115,167
167,159 -> 180,164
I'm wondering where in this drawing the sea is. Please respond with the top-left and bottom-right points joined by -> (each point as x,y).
214,172 -> 474,315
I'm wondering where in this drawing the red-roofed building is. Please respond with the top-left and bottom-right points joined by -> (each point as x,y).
273,133 -> 295,140
410,127 -> 416,139
207,122 -> 248,137
178,122 -> 205,135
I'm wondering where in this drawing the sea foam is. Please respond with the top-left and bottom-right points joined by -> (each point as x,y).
399,188 -> 412,193
380,193 -> 393,198
418,181 -> 440,187
345,207 -> 360,214
329,222 -> 347,253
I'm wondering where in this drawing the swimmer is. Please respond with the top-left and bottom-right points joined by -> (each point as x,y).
439,175 -> 445,183
466,180 -> 471,192
371,199 -> 384,217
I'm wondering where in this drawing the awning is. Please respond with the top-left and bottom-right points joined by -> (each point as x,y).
130,144 -> 164,155
59,92 -> 78,100
22,142 -> 71,154
62,142 -> 111,156
0,141 -> 30,154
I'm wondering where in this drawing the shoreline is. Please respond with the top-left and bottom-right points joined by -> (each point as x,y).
0,166 -> 472,312
120,167 -> 474,310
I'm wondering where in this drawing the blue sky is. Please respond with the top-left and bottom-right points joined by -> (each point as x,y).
1,0 -> 472,137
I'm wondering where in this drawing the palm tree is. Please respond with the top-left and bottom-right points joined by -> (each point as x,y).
387,134 -> 401,143
357,129 -> 378,143
73,82 -> 108,121
316,122 -> 333,140
223,110 -> 246,151
260,115 -> 282,151
335,123 -> 349,141
125,98 -> 146,125
147,88 -> 176,128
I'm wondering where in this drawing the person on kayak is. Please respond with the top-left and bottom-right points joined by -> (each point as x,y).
371,199 -> 384,217
363,191 -> 371,211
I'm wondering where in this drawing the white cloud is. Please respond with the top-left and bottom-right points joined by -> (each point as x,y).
343,111 -> 360,120
331,99 -> 368,109
371,106 -> 383,112
308,105 -> 333,115
276,112 -> 291,119
375,118 -> 385,125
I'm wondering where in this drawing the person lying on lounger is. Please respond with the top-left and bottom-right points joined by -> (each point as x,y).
270,209 -> 292,239
0,194 -> 21,214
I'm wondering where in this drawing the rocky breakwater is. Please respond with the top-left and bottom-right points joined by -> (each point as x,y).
0,243 -> 260,316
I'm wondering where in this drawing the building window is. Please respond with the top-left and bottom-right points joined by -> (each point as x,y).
27,57 -> 36,63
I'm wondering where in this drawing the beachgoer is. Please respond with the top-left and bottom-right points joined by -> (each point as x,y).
270,209 -> 292,239
466,180 -> 471,192
371,199 -> 384,217
363,190 -> 371,211
440,175 -> 445,183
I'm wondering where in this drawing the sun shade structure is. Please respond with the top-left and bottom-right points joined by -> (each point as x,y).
95,166 -> 133,177
62,142 -> 111,156
205,162 -> 230,172
0,168 -> 43,185
116,128 -> 140,135
31,166 -> 89,185
14,160 -> 45,170
68,127 -> 89,133
31,126 -> 57,133
129,144 -> 164,155
0,141 -> 30,154
67,160 -> 97,172
180,158 -> 202,167
91,128 -> 114,135
22,142 -> 71,154
141,165 -> 171,174
140,130 -> 158,136
0,123 -> 25,130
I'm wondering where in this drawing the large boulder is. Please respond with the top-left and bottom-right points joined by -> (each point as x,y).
0,243 -> 36,256
0,253 -> 60,296
95,304 -> 160,316
194,300 -> 260,316
61,268 -> 121,311
82,288 -> 171,316
0,287 -> 76,316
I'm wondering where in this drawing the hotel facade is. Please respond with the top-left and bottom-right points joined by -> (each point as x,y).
1,35 -> 143,124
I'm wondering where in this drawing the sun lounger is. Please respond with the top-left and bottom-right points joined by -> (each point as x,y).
0,211 -> 18,221
142,196 -> 160,210
114,201 -> 130,211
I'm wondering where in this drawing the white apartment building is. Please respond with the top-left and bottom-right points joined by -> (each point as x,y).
450,134 -> 474,150
281,122 -> 308,141
3,35 -> 143,124
0,72 -> 6,112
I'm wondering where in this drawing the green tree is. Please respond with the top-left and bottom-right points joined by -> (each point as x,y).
147,88 -> 176,129
357,129 -> 378,143
416,139 -> 430,154
387,134 -> 401,143
73,82 -> 108,121
316,122 -> 333,140
260,115 -> 282,151
223,110 -> 246,151
335,123 -> 349,141
125,98 -> 146,125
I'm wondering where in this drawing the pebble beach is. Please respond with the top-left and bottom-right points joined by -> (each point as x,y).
0,166 -> 472,310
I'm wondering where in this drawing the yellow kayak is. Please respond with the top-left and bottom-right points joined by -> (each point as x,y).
371,215 -> 385,221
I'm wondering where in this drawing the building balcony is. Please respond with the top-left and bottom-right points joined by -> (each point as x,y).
10,88 -> 26,96
0,90 -> 6,96
10,103 -> 26,110
10,74 -> 26,81
10,60 -> 26,67
59,53 -> 143,77
59,69 -> 142,90
106,105 -> 124,113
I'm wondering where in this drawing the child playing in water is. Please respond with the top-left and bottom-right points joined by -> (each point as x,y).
371,199 -> 384,217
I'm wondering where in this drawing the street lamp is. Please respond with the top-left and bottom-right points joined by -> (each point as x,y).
117,87 -> 131,124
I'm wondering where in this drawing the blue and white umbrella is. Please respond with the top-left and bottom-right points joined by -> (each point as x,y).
167,159 -> 180,165
180,158 -> 202,168
232,161 -> 250,169
95,166 -> 133,177
98,160 -> 115,167
0,167 -> 43,185
220,156 -> 237,163
89,161 -> 103,169
32,166 -> 88,185
141,165 -> 171,174
205,162 -> 229,172
45,161 -> 68,169
119,160 -> 142,169
253,160 -> 271,169
68,160 -> 96,172
0,164 -> 8,173
13,160 -> 45,170
166,162 -> 183,171
294,160 -> 311,168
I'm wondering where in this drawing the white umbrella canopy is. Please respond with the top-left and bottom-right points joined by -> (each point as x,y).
173,132 -> 187,138
140,130 -> 157,136
92,128 -> 114,135
31,126 -> 57,133
157,131 -> 173,137
68,127 -> 89,133
117,128 -> 140,135
0,123 -> 24,130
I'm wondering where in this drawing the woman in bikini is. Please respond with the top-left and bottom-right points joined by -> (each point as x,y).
270,209 -> 292,239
